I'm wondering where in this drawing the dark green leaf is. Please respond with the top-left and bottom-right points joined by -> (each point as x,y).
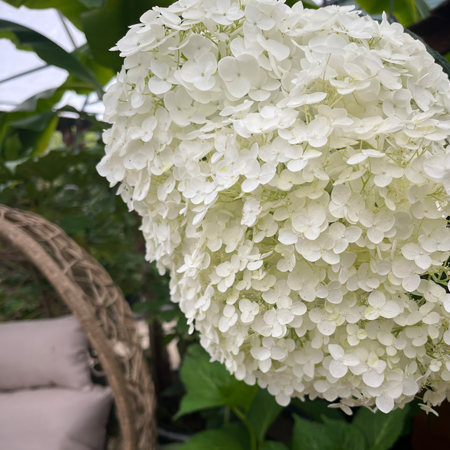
10,112 -> 55,132
247,388 -> 283,443
175,344 -> 258,419
158,308 -> 179,322
285,0 -> 318,9
77,0 -> 103,7
405,29 -> 450,79
73,43 -> 115,87
355,0 -> 417,26
7,114 -> 58,158
291,398 -> 345,423
2,134 -> 21,161
179,430 -> 245,450
1,0 -> 88,30
262,442 -> 289,450
414,0 -> 430,21
302,0 -> 319,9
11,86 -> 65,113
292,415 -> 366,450
221,423 -> 251,449
352,406 -> 410,450
132,299 -> 166,313
0,19 -> 103,95
81,0 -> 173,71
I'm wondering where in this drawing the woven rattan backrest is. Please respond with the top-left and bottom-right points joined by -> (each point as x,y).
0,205 -> 156,450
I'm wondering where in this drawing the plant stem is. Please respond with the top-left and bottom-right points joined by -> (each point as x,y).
232,406 -> 257,450
224,406 -> 230,424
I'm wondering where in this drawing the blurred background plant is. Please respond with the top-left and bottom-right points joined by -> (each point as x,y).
1,0 -> 450,448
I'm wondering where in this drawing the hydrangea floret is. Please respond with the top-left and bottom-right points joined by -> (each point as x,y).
98,0 -> 450,414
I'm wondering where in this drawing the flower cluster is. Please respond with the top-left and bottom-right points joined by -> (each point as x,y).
98,0 -> 450,414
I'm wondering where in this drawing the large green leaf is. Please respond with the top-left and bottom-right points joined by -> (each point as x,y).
291,398 -> 345,422
247,389 -> 283,443
352,406 -> 410,450
75,44 -> 115,87
221,423 -> 251,449
179,430 -> 245,450
0,19 -> 103,95
81,0 -> 172,71
10,111 -> 56,132
262,442 -> 289,450
292,415 -> 366,450
355,0 -> 417,26
10,86 -> 66,113
1,115 -> 58,162
77,0 -> 103,7
414,0 -> 430,21
175,344 -> 258,419
1,0 -> 89,30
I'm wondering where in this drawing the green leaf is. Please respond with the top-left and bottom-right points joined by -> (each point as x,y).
1,1 -> 89,31
355,0 -> 417,26
405,29 -> 450,79
414,0 -> 430,21
179,430 -> 245,450
291,398 -> 345,423
292,415 -> 366,450
0,19 -> 103,95
221,423 -> 251,449
352,406 -> 410,450
11,86 -> 66,113
247,389 -> 283,443
175,344 -> 258,419
262,442 -> 289,450
285,0 -> 318,9
77,0 -> 103,7
10,112 -> 56,132
132,299 -> 166,313
81,0 -> 173,71
73,43 -> 115,86
302,0 -> 319,9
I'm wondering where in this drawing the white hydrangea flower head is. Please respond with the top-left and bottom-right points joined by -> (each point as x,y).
98,0 -> 450,414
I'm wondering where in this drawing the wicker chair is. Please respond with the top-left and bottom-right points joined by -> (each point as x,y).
0,204 -> 157,450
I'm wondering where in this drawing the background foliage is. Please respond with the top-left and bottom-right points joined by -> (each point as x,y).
1,0 -> 450,448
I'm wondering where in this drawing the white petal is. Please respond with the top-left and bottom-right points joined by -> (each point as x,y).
328,344 -> 345,360
402,274 -> 421,293
363,370 -> 384,388
347,153 -> 368,165
318,320 -> 336,336
369,290 -> 386,308
329,360 -> 348,378
291,302 -> 307,316
226,78 -> 251,98
380,301 -> 401,319
376,395 -> 394,414
218,56 -> 238,81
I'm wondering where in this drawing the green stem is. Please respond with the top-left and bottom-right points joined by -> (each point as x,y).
224,406 -> 230,425
232,406 -> 257,450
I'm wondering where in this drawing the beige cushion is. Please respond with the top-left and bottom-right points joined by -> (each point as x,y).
0,386 -> 113,450
0,316 -> 92,390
